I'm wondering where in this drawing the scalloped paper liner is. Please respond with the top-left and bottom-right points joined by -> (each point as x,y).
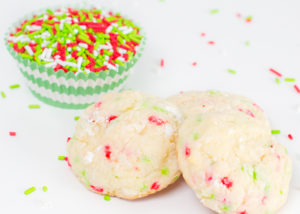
4,5 -> 146,109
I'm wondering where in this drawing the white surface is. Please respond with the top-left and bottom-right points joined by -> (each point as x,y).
0,0 -> 300,213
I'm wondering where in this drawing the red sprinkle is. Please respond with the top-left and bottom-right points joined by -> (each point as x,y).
239,211 -> 247,214
294,85 -> 300,94
185,146 -> 191,157
269,68 -> 282,77
94,101 -> 102,108
236,13 -> 242,18
261,196 -> 267,204
221,177 -> 233,189
200,32 -> 206,37
64,157 -> 72,167
108,115 -> 118,123
205,172 -> 213,183
67,137 -> 71,143
208,41 -> 215,45
160,59 -> 164,67
148,116 -> 166,126
90,185 -> 104,193
104,145 -> 111,159
150,182 -> 160,190
288,134 -> 293,140
192,62 -> 197,66
9,132 -> 16,136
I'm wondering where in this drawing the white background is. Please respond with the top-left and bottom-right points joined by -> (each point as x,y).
0,0 -> 300,213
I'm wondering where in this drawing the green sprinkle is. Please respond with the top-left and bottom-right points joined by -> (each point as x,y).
284,147 -> 288,154
153,105 -> 168,114
271,130 -> 280,135
210,9 -> 219,14
1,91 -> 6,98
46,9 -> 54,16
42,186 -> 48,192
173,175 -> 179,182
161,168 -> 169,175
24,186 -> 36,195
209,90 -> 218,95
74,116 -> 80,121
29,104 -> 40,109
275,77 -> 281,84
227,69 -> 236,75
193,132 -> 199,140
222,205 -> 230,211
284,78 -> 296,82
209,194 -> 215,199
280,190 -> 283,195
140,184 -> 147,191
58,156 -> 65,160
253,170 -> 257,180
104,195 -> 111,201
9,84 -> 20,89
245,41 -> 250,46
142,156 -> 151,163
264,184 -> 271,193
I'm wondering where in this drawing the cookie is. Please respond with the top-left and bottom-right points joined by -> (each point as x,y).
168,90 -> 270,128
176,110 -> 292,214
67,90 -> 182,199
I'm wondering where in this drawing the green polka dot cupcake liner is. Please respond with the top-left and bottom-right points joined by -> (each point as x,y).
4,5 -> 146,109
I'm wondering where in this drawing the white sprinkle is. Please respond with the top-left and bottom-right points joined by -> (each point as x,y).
46,48 -> 53,59
43,15 -> 48,20
80,25 -> 87,30
41,40 -> 49,48
56,59 -> 77,67
164,124 -> 173,137
79,43 -> 88,49
59,21 -> 65,30
66,39 -> 71,44
118,48 -> 126,54
66,55 -> 72,60
93,50 -> 99,57
84,152 -> 94,164
24,45 -> 34,56
40,48 -> 48,60
105,25 -> 113,33
164,105 -> 184,123
104,55 -> 109,61
45,61 -> 57,68
96,145 -> 103,151
52,42 -> 57,48
98,45 -> 110,50
67,47 -> 72,52
73,18 -> 79,23
104,62 -> 116,70
26,25 -> 42,31
74,29 -> 79,34
77,57 -> 83,69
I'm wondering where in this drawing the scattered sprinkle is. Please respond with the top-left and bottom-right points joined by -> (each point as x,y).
221,177 -> 233,189
148,115 -> 166,126
104,195 -> 111,201
271,130 -> 281,135
245,41 -> 250,46
1,91 -> 6,98
210,9 -> 219,14
42,186 -> 48,192
236,13 -> 242,18
28,104 -> 40,109
294,85 -> 300,94
24,186 -> 36,195
200,32 -> 206,37
245,16 -> 252,23
288,134 -> 293,140
185,146 -> 191,157
90,185 -> 103,192
161,168 -> 169,175
67,137 -> 71,143
208,41 -> 215,45
275,77 -> 281,84
58,155 -> 66,160
9,84 -> 20,89
222,205 -> 230,211
9,131 -> 16,136
193,132 -> 199,140
269,68 -> 282,77
227,69 -> 236,75
150,181 -> 160,190
284,78 -> 295,82
192,62 -> 197,66
160,59 -> 164,67
74,116 -> 80,121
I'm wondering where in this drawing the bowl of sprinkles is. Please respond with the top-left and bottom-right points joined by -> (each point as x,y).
5,7 -> 145,109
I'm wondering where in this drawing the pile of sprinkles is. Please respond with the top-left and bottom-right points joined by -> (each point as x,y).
7,8 -> 143,74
